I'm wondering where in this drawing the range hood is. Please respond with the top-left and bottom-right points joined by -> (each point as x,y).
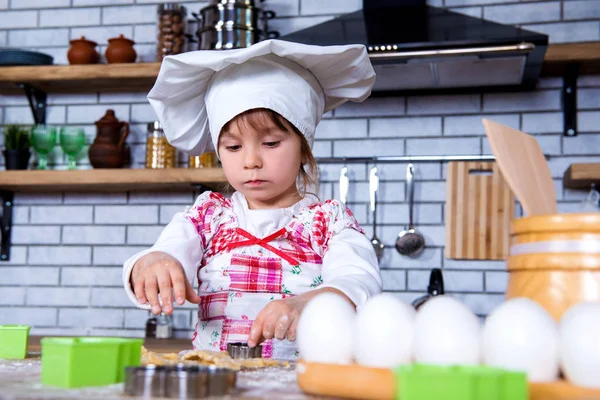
280,0 -> 549,94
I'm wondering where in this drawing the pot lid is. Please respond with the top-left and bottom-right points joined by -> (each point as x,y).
108,34 -> 135,45
70,36 -> 97,46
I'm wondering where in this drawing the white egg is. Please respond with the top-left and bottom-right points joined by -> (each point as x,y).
413,295 -> 481,366
354,293 -> 416,368
296,292 -> 356,364
559,302 -> 600,389
481,297 -> 559,382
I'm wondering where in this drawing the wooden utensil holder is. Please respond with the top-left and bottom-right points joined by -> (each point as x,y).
507,212 -> 600,321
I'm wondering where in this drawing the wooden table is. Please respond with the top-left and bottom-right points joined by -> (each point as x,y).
1,336 -> 313,400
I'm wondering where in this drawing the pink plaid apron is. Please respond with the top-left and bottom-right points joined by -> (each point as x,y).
191,220 -> 323,359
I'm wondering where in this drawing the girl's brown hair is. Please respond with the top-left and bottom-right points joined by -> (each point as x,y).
219,108 -> 319,198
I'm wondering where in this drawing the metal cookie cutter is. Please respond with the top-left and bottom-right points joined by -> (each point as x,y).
124,364 -> 237,399
227,342 -> 263,359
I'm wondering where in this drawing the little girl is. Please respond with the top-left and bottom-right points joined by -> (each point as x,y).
123,39 -> 383,359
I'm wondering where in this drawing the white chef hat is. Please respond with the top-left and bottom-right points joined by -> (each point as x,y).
147,39 -> 376,156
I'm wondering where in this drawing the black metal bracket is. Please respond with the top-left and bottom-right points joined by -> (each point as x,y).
20,83 -> 47,126
0,191 -> 14,262
562,63 -> 579,137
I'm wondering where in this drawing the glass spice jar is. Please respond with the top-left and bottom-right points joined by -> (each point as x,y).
156,3 -> 187,61
189,152 -> 218,168
155,312 -> 173,339
146,121 -> 177,169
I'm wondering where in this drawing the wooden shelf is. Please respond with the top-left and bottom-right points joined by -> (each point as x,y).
0,168 -> 227,192
0,43 -> 598,95
542,42 -> 600,76
563,163 -> 600,189
0,62 -> 161,95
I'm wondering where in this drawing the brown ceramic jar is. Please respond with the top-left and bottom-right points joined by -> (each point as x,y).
88,109 -> 131,168
105,34 -> 137,63
67,36 -> 99,64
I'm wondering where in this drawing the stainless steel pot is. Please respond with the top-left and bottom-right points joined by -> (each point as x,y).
124,365 -> 237,399
196,24 -> 279,50
193,3 -> 275,31
166,365 -> 236,398
124,365 -> 167,397
211,0 -> 265,6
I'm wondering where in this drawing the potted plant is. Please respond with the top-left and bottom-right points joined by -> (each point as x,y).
2,124 -> 32,170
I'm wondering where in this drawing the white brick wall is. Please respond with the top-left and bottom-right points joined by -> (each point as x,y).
0,0 -> 598,336
61,267 -> 123,286
0,308 -> 57,327
483,2 -> 561,25
40,8 -> 102,27
8,28 -> 69,47
526,21 -> 599,43
59,308 -> 124,328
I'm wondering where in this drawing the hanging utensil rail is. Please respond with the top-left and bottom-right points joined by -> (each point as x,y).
316,155 -> 498,164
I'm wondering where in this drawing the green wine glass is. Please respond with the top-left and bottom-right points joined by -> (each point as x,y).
59,127 -> 86,170
30,125 -> 57,170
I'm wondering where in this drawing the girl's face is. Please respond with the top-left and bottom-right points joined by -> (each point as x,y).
218,110 -> 304,209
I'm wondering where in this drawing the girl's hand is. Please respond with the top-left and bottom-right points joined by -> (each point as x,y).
248,288 -> 354,347
248,297 -> 303,348
130,251 -> 201,315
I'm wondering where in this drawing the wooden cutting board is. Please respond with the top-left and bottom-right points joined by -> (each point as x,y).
445,161 -> 515,260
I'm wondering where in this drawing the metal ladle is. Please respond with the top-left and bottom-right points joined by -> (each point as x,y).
369,166 -> 385,262
395,163 -> 425,257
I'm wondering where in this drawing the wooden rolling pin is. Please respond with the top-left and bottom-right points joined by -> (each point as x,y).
296,361 -> 600,400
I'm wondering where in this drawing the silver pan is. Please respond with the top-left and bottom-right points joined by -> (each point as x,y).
193,3 -> 275,31
197,24 -> 279,50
